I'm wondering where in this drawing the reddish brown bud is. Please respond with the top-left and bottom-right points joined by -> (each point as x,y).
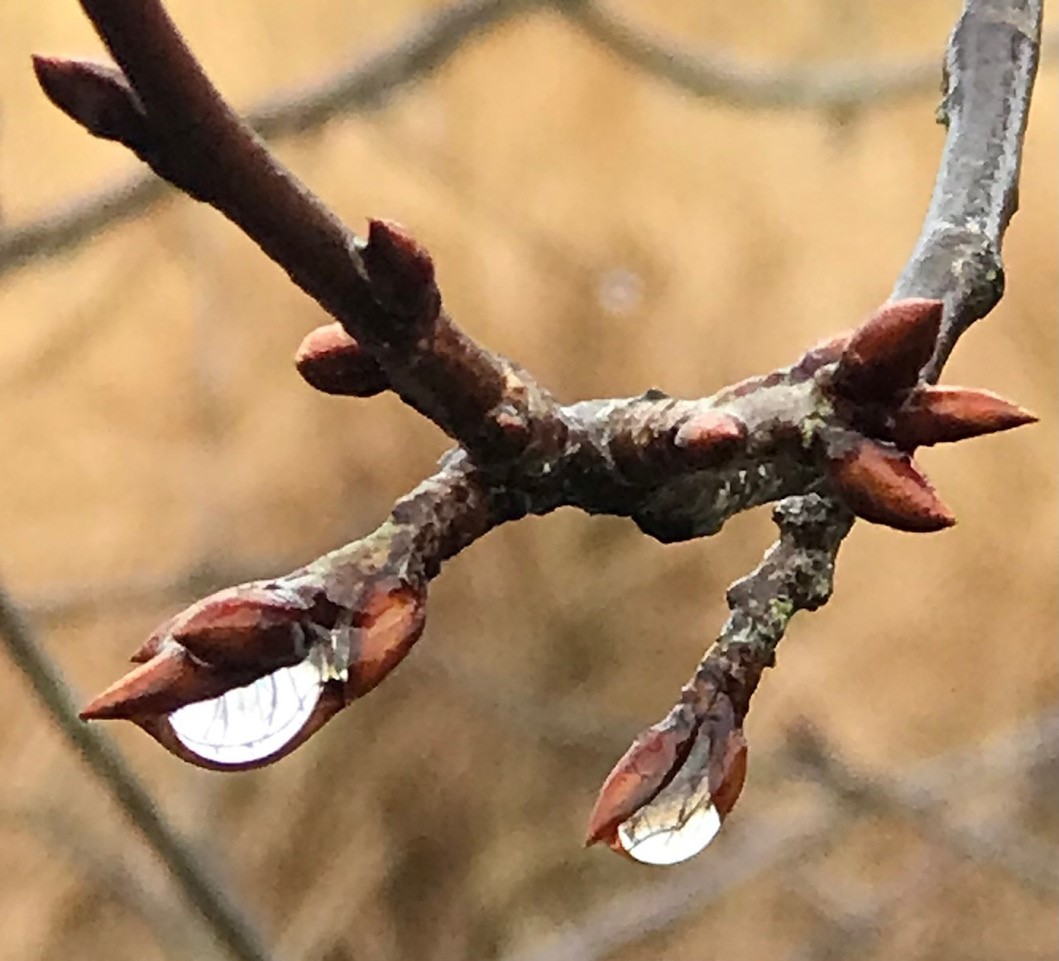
588,696 -> 748,864
344,581 -> 427,697
80,647 -> 237,721
169,582 -> 316,671
828,437 -> 955,532
833,298 -> 943,402
295,323 -> 389,397
362,218 -> 440,321
890,386 -> 1037,449
585,715 -> 696,849
129,632 -> 164,664
32,56 -> 148,148
81,569 -> 430,771
674,410 -> 746,464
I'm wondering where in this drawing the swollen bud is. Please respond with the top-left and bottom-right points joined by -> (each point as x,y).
295,322 -> 389,397
827,436 -> 955,532
587,696 -> 748,865
889,386 -> 1037,449
32,56 -> 148,149
80,573 -> 428,771
833,298 -> 943,402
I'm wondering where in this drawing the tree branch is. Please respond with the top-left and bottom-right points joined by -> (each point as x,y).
33,0 -> 1042,866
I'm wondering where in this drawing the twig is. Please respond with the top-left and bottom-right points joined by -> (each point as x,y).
565,1 -> 951,111
626,0 -> 1043,843
31,0 -> 1043,859
0,580 -> 277,961
897,1 -> 1044,379
0,0 -> 537,278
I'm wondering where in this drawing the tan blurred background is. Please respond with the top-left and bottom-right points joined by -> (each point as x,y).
1,1 -> 1056,960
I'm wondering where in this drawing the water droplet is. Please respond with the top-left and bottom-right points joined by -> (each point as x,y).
617,797 -> 722,865
169,656 -> 324,766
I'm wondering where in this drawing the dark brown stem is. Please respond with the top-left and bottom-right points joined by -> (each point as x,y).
35,0 -> 568,466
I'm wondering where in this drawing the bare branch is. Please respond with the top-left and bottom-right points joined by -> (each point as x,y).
0,580 -> 276,961
896,0 -> 1044,379
584,0 -> 1043,862
34,0 -> 1043,867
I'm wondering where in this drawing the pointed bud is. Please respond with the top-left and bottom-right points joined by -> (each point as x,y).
588,696 -> 748,865
833,299 -> 943,402
32,56 -> 148,149
673,411 -> 746,465
129,631 -> 164,664
585,714 -> 697,849
295,323 -> 389,397
363,219 -> 440,321
616,723 -> 746,864
827,436 -> 955,532
792,332 -> 850,379
344,581 -> 427,697
890,386 -> 1037,449
80,647 -> 240,721
170,582 -> 316,671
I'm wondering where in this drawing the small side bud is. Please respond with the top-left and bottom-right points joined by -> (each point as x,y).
32,55 -> 148,149
890,386 -> 1037,449
344,581 -> 427,698
827,436 -> 955,532
362,219 -> 440,321
673,410 -> 747,465
792,332 -> 851,379
833,299 -> 943,402
295,322 -> 389,397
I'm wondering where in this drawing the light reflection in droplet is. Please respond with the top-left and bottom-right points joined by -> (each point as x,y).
617,799 -> 722,865
169,656 -> 324,766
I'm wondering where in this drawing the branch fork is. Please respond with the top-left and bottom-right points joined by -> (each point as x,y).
36,0 -> 1041,864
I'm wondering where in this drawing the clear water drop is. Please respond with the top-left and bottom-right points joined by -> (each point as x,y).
169,656 -> 324,766
617,799 -> 722,865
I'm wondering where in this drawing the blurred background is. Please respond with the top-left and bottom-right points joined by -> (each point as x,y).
0,1 -> 1056,960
